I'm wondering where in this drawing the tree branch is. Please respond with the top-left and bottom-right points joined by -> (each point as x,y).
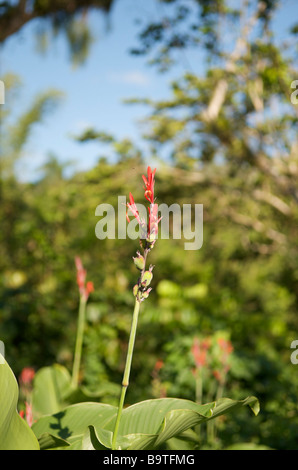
0,0 -> 114,43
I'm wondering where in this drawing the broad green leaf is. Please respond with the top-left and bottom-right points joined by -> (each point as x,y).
32,396 -> 259,450
116,432 -> 158,451
38,433 -> 70,450
32,402 -> 117,450
32,364 -> 120,420
154,408 -> 210,447
32,364 -> 73,418
115,398 -> 214,438
166,434 -> 198,451
211,396 -> 260,419
0,354 -> 40,450
110,397 -> 258,450
82,425 -> 113,450
66,381 -> 121,406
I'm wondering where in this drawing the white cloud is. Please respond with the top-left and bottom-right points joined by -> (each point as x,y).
108,70 -> 150,86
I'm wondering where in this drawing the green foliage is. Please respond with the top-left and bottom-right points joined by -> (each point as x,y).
0,74 -> 63,177
0,1 -> 114,65
0,125 -> 297,449
32,365 -> 73,418
31,394 -> 258,450
0,354 -> 39,450
1,0 -> 298,451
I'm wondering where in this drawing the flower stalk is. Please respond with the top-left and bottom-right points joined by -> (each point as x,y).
112,297 -> 141,450
71,294 -> 87,389
112,167 -> 160,450
71,257 -> 94,389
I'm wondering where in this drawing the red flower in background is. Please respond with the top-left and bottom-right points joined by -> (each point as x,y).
19,367 -> 35,386
213,369 -> 224,384
191,337 -> 210,369
19,402 -> 33,427
154,359 -> 164,373
86,281 -> 94,296
25,401 -> 33,427
217,338 -> 233,365
75,256 -> 86,294
75,257 -> 94,301
215,337 -> 234,377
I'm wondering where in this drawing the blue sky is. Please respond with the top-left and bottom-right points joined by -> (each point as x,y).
1,0 -> 297,181
1,0 -> 196,180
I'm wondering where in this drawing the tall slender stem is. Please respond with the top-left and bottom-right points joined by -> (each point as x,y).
112,297 -> 141,450
194,369 -> 203,441
71,295 -> 87,389
195,369 -> 203,404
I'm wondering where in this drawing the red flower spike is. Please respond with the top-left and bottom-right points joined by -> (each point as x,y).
20,403 -> 34,427
191,337 -> 210,369
75,256 -> 83,272
25,401 -> 33,428
126,192 -> 141,224
75,257 -> 94,301
86,281 -> 94,296
127,166 -> 160,302
75,256 -> 87,295
126,169 -> 160,244
217,338 -> 233,362
213,369 -> 223,383
148,203 -> 162,242
154,360 -> 164,372
142,166 -> 156,203
19,367 -> 35,386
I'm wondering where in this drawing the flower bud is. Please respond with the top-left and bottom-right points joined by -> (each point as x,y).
142,288 -> 152,300
133,284 -> 139,297
141,270 -> 153,287
133,252 -> 145,271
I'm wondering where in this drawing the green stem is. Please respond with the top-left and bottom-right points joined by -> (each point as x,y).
194,369 -> 203,440
112,298 -> 141,450
71,295 -> 87,389
207,375 -> 226,445
195,369 -> 203,404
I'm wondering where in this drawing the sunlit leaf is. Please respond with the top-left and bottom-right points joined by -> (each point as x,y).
0,354 -> 39,450
32,396 -> 259,450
